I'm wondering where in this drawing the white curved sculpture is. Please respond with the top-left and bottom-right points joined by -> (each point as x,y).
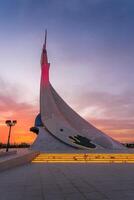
32,31 -> 125,152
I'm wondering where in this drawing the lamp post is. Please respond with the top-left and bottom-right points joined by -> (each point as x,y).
5,120 -> 17,152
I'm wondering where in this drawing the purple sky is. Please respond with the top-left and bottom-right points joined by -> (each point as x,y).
0,0 -> 134,143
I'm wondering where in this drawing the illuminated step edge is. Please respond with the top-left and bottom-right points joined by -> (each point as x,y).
34,153 -> 134,157
34,158 -> 134,161
32,160 -> 134,163
32,153 -> 134,163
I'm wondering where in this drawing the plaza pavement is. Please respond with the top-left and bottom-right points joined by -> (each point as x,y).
0,163 -> 134,200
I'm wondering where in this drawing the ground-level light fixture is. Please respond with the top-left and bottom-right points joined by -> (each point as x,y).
5,120 -> 17,152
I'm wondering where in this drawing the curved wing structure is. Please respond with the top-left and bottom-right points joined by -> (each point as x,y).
50,85 -> 124,149
33,31 -> 125,151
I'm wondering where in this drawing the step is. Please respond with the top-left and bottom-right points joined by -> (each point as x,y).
32,153 -> 134,163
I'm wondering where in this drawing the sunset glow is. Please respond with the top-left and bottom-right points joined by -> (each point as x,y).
0,1 -> 134,144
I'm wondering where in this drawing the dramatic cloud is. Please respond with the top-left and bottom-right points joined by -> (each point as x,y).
0,78 -> 38,143
0,0 -> 134,143
69,89 -> 134,120
0,77 -> 133,143
64,88 -> 134,142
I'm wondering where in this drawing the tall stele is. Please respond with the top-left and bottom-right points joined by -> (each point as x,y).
31,31 -> 125,152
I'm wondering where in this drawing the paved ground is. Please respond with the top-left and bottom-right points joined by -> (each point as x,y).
0,149 -> 29,162
0,163 -> 134,200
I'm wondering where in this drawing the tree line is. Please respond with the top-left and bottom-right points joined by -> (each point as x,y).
0,142 -> 30,148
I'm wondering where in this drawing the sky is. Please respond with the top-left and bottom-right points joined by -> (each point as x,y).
0,0 -> 134,144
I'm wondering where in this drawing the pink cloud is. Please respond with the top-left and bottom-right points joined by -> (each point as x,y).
0,78 -> 38,143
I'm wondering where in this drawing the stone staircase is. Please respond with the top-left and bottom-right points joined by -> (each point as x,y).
32,153 -> 134,163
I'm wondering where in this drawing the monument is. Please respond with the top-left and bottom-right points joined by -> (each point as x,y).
31,31 -> 125,153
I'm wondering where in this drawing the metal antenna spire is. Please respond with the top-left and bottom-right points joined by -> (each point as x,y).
44,29 -> 47,49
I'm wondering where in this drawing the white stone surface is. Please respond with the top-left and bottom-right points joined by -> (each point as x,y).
36,39 -> 125,151
50,85 -> 124,149
40,82 -> 124,150
31,127 -> 132,153
0,163 -> 134,200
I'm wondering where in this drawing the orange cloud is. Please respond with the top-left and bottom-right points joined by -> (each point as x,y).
0,78 -> 134,144
87,118 -> 134,143
67,88 -> 134,143
0,79 -> 38,144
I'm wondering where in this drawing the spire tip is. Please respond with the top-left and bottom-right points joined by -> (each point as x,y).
44,29 -> 47,49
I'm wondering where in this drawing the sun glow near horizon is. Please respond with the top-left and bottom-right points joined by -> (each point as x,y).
0,0 -> 134,144
0,107 -> 133,144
